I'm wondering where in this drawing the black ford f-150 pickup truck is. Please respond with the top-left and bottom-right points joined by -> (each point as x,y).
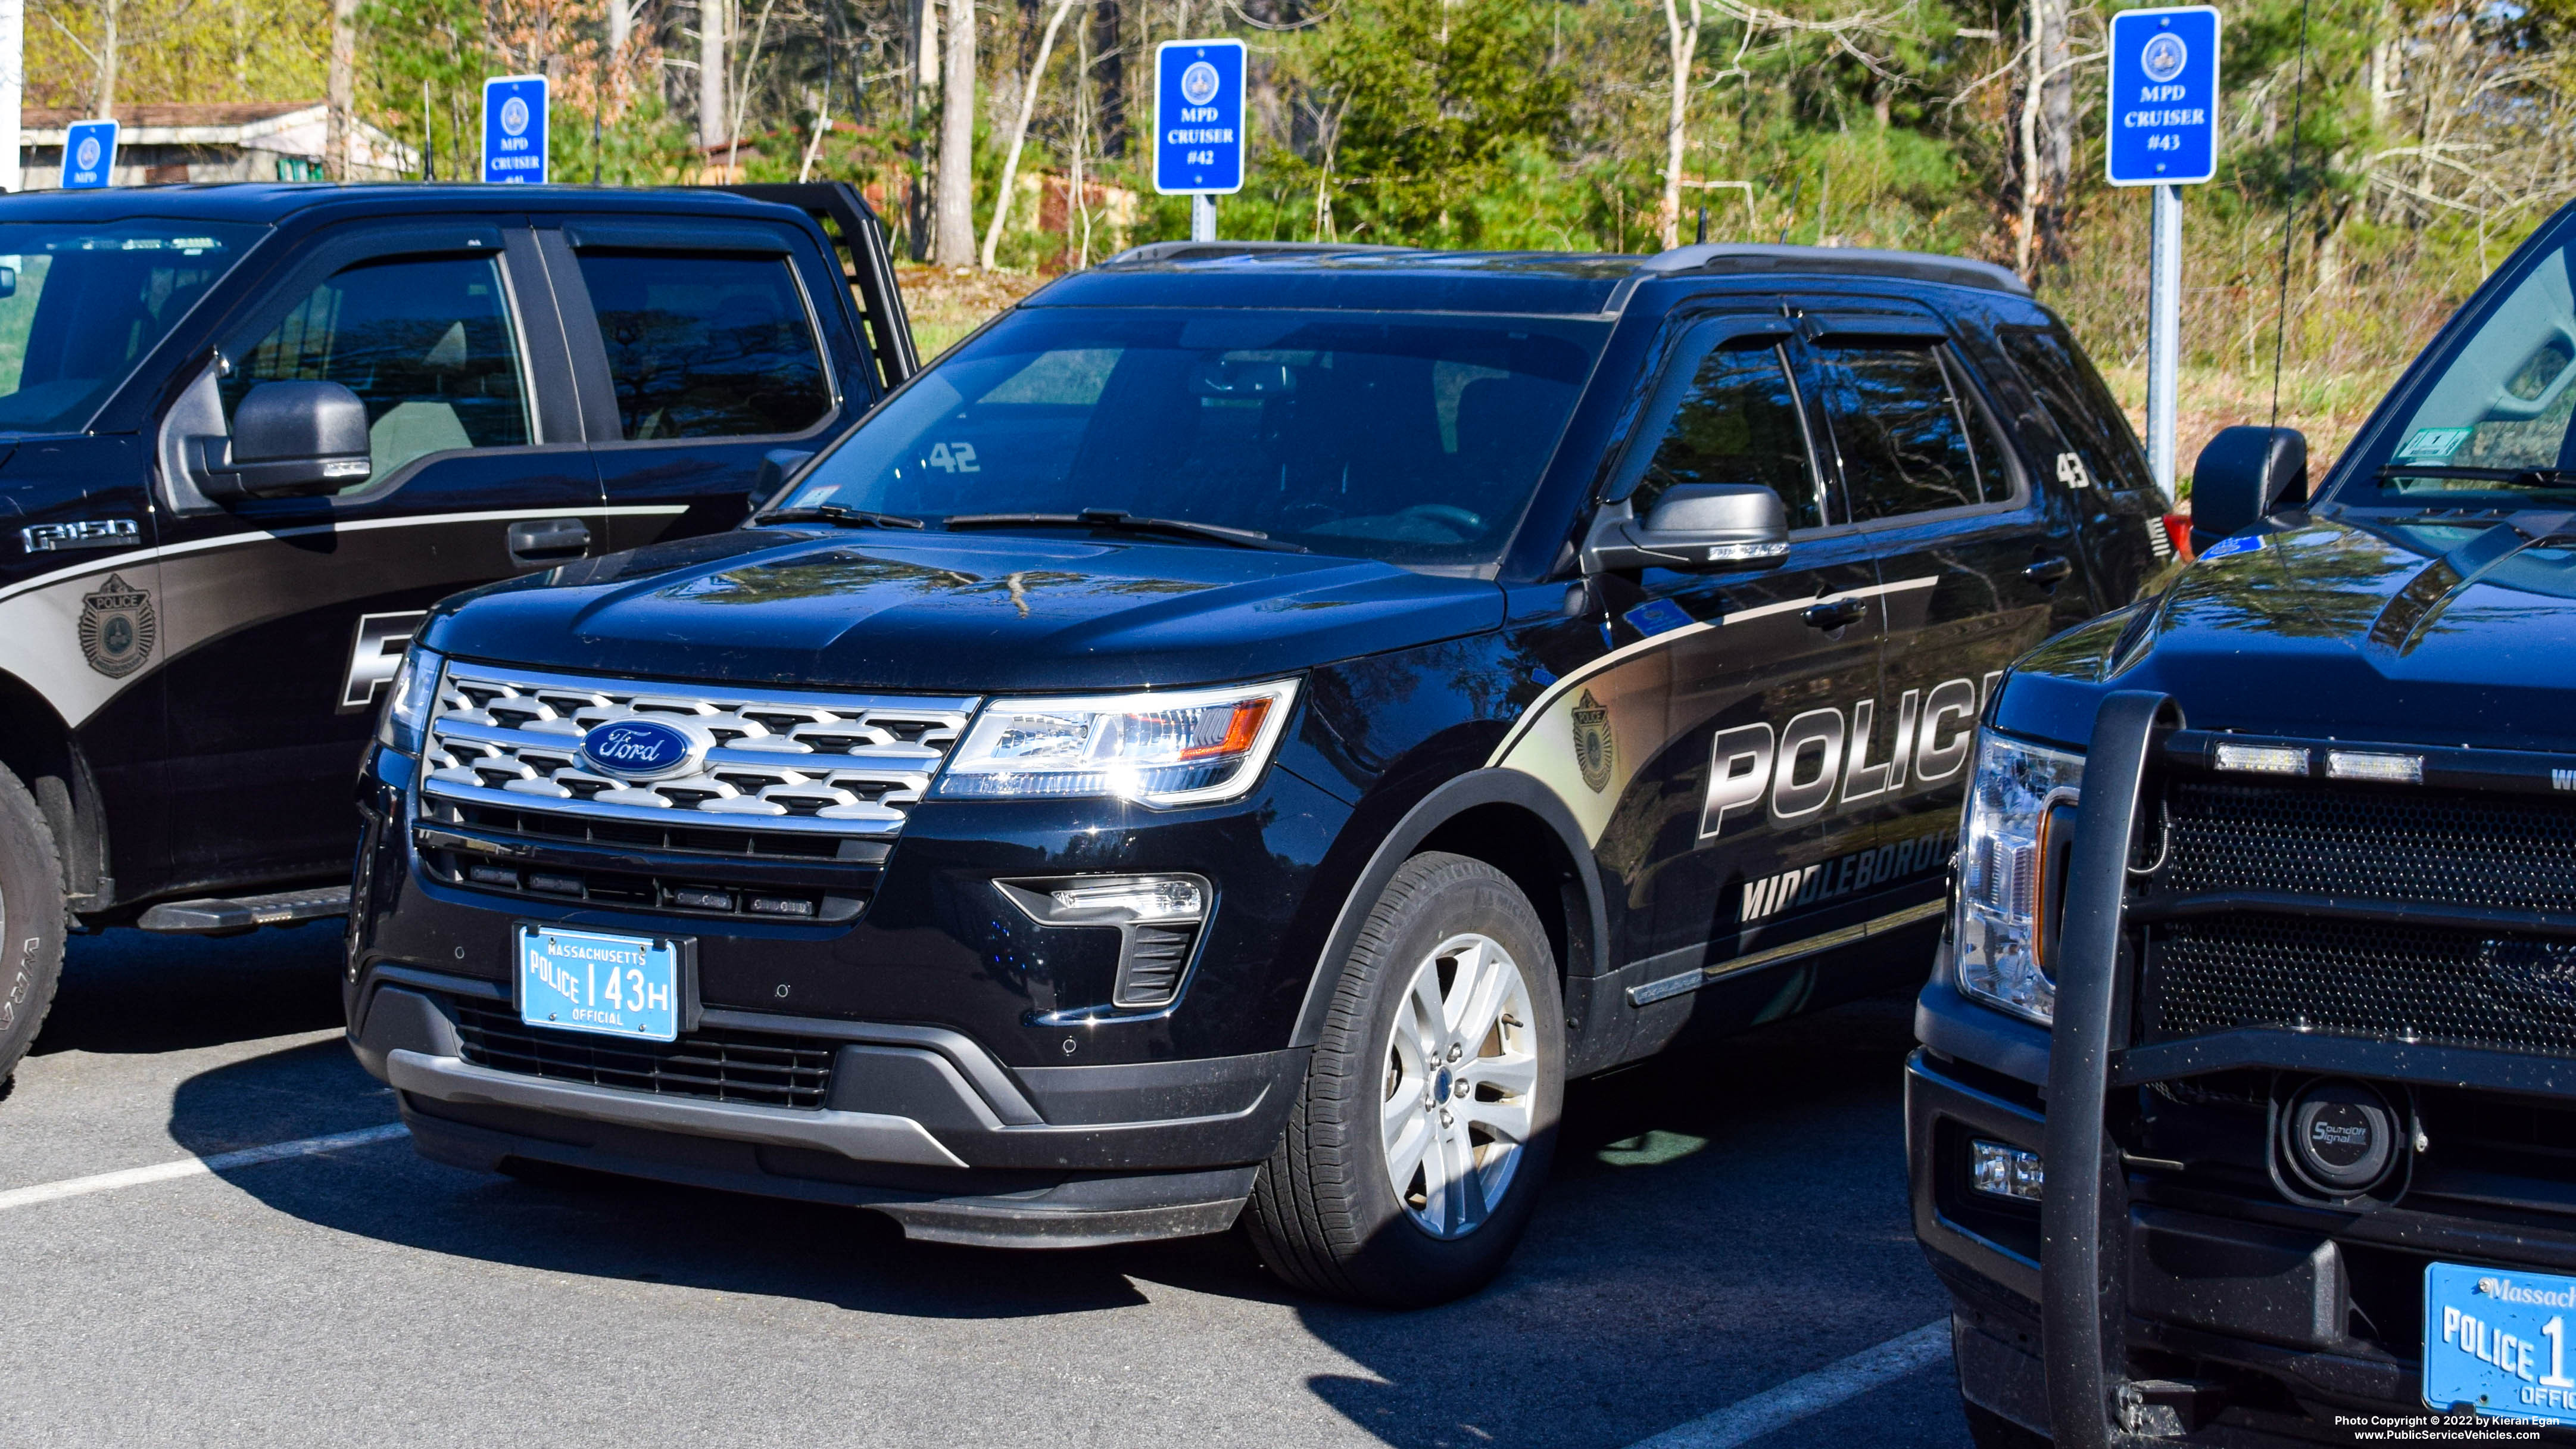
0,181 -> 914,1086
344,239 -> 2173,1305
1908,199 -> 2576,1442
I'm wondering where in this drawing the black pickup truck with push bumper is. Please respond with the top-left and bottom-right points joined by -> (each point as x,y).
0,180 -> 913,1086
1911,198 -> 2576,1443
346,239 -> 2167,1304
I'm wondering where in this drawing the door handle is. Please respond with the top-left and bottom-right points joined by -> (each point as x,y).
2023,555 -> 2075,586
1801,597 -> 1869,630
507,516 -> 591,565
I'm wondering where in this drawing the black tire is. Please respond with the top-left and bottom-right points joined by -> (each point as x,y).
0,762 -> 66,1092
1963,1401 -> 2051,1449
1246,852 -> 1565,1307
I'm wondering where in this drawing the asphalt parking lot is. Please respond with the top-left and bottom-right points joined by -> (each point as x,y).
0,927 -> 1974,1449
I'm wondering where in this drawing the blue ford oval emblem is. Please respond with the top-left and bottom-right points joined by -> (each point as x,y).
578,718 -> 706,781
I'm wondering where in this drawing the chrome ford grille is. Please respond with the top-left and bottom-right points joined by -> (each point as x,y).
418,663 -> 977,842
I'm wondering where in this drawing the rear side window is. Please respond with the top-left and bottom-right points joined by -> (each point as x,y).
1995,323 -> 2155,493
1814,344 -> 1999,521
577,252 -> 831,440
226,253 -> 530,482
1619,329 -> 1825,530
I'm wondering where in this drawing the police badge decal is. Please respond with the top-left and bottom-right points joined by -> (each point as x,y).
1571,689 -> 1615,793
77,573 -> 157,678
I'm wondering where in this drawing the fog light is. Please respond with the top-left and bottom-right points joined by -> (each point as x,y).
466,864 -> 519,889
997,873 -> 1212,1011
527,872 -> 583,896
672,886 -> 736,912
1971,1139 -> 2045,1201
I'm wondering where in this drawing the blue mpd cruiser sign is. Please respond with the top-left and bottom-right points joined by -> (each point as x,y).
1154,39 -> 1245,195
2106,6 -> 2220,187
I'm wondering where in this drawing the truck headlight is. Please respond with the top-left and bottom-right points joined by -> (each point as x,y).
374,646 -> 444,757
938,680 -> 1298,807
1955,729 -> 2084,1026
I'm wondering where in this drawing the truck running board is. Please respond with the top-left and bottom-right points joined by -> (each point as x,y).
137,884 -> 352,936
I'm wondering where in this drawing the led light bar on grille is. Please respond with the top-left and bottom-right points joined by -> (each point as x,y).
2214,742 -> 2310,776
2327,749 -> 2424,784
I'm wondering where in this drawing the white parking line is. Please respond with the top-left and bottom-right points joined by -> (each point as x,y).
1623,1320 -> 1952,1449
0,1123 -> 411,1213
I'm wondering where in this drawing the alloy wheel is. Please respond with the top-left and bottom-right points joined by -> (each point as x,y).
1379,931 -> 1539,1239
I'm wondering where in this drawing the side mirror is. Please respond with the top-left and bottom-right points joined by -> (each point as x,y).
0,265 -> 20,299
751,447 -> 816,509
2189,426 -> 2306,553
194,381 -> 372,500
1583,482 -> 1791,572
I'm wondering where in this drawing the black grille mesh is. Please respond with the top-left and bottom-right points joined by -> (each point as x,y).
2145,915 -> 2576,1057
2164,778 -> 2576,912
451,999 -> 835,1110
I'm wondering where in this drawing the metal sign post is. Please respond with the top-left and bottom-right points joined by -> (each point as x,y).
60,118 -> 116,190
2106,5 -> 2220,507
482,74 -> 550,185
1153,39 -> 1244,244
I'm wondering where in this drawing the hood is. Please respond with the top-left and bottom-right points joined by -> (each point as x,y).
420,527 -> 1505,693
2016,512 -> 2576,749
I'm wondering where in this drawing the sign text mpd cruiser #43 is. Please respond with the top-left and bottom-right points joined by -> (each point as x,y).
345,240 -> 2169,1307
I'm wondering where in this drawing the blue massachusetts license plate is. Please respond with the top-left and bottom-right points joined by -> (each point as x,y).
2425,1261 -> 2576,1422
516,925 -> 682,1042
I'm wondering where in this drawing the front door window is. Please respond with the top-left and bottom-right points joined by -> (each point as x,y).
223,254 -> 530,484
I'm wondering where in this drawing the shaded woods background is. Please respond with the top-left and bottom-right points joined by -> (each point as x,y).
27,0 -> 2576,460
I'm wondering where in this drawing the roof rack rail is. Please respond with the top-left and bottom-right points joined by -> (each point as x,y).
1636,242 -> 2028,297
1103,239 -> 1418,266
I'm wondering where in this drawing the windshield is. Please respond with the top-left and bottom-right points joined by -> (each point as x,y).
0,221 -> 260,434
775,306 -> 1609,566
2362,220 -> 2576,503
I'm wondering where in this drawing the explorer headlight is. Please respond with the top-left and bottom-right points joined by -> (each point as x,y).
1954,728 -> 2084,1026
938,680 -> 1298,807
374,646 -> 444,757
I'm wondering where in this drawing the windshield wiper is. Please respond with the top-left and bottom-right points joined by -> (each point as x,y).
2377,463 -> 2576,488
941,508 -> 1308,553
750,503 -> 925,530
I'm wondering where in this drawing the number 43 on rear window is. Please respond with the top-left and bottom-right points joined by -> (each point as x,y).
927,442 -> 980,472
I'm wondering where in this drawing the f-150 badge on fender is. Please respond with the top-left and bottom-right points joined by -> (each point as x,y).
1571,691 -> 1614,793
77,574 -> 156,679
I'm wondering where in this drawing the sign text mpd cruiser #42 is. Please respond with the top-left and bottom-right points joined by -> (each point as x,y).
1907,197 -> 2576,1443
345,240 -> 2169,1307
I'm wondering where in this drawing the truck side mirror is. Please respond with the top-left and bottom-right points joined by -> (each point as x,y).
1583,482 -> 1791,572
2189,426 -> 2306,553
194,381 -> 373,500
751,447 -> 816,509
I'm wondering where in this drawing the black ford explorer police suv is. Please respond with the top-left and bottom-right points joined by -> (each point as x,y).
1910,201 -> 2576,1444
347,240 -> 2166,1305
0,181 -> 912,1086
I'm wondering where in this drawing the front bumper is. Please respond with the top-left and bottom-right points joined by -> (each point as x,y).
350,965 -> 1299,1247
1915,692 -> 2576,1444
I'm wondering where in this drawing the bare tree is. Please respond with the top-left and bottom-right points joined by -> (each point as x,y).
699,0 -> 728,151
933,0 -> 975,263
327,0 -> 357,177
2014,0 -> 2072,278
1660,0 -> 1702,249
983,0 -> 1081,269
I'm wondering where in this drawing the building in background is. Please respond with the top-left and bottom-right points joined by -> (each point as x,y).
20,103 -> 414,186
